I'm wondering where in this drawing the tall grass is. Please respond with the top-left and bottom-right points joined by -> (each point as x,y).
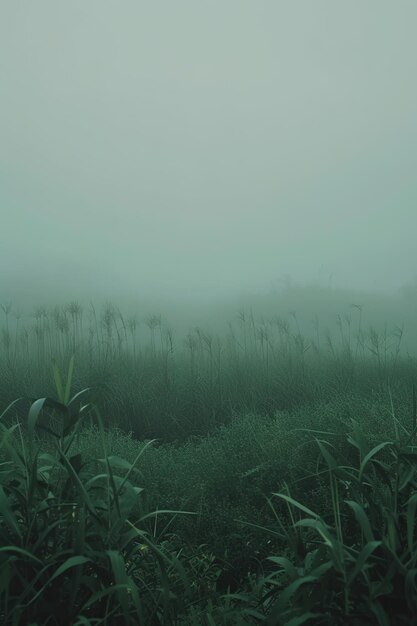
0,302 -> 412,440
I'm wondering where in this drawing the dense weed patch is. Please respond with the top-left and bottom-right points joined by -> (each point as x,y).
2,384 -> 417,623
1,303 -> 417,623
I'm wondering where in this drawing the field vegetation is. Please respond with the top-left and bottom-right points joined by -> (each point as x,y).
1,287 -> 417,624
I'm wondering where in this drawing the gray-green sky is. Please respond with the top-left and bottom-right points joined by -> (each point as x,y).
1,1 -> 416,303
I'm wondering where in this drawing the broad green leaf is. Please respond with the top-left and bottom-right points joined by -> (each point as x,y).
359,442 -> 393,482
347,540 -> 381,586
80,583 -> 132,611
316,439 -> 339,470
272,493 -> 319,520
28,397 -> 68,440
296,519 -> 335,548
49,555 -> 91,583
267,556 -> 298,579
106,550 -> 130,615
346,500 -> 375,543
267,576 -> 318,623
0,546 -> 43,564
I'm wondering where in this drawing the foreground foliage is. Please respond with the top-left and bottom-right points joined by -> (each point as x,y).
0,362 -> 195,625
1,360 -> 417,623
235,409 -> 417,624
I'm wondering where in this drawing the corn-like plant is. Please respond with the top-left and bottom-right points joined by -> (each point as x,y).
230,402 -> 417,625
0,359 -> 193,625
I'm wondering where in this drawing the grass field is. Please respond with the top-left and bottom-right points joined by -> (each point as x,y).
1,294 -> 417,624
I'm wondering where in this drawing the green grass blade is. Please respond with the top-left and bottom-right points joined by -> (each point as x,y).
347,540 -> 381,586
53,361 -> 65,403
49,555 -> 91,584
359,442 -> 393,482
0,398 -> 24,422
272,493 -> 319,519
64,355 -> 75,404
0,546 -> 43,563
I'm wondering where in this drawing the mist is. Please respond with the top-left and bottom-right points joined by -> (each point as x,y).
3,6 -> 417,618
1,1 -> 417,319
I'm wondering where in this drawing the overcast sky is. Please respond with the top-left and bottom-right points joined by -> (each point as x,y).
1,1 -> 416,304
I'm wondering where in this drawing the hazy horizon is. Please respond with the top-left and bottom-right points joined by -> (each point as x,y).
1,1 -> 417,306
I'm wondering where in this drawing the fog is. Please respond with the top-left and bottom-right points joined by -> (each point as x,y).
1,1 -> 417,319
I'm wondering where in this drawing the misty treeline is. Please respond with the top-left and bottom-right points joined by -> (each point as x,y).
1,285 -> 416,441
